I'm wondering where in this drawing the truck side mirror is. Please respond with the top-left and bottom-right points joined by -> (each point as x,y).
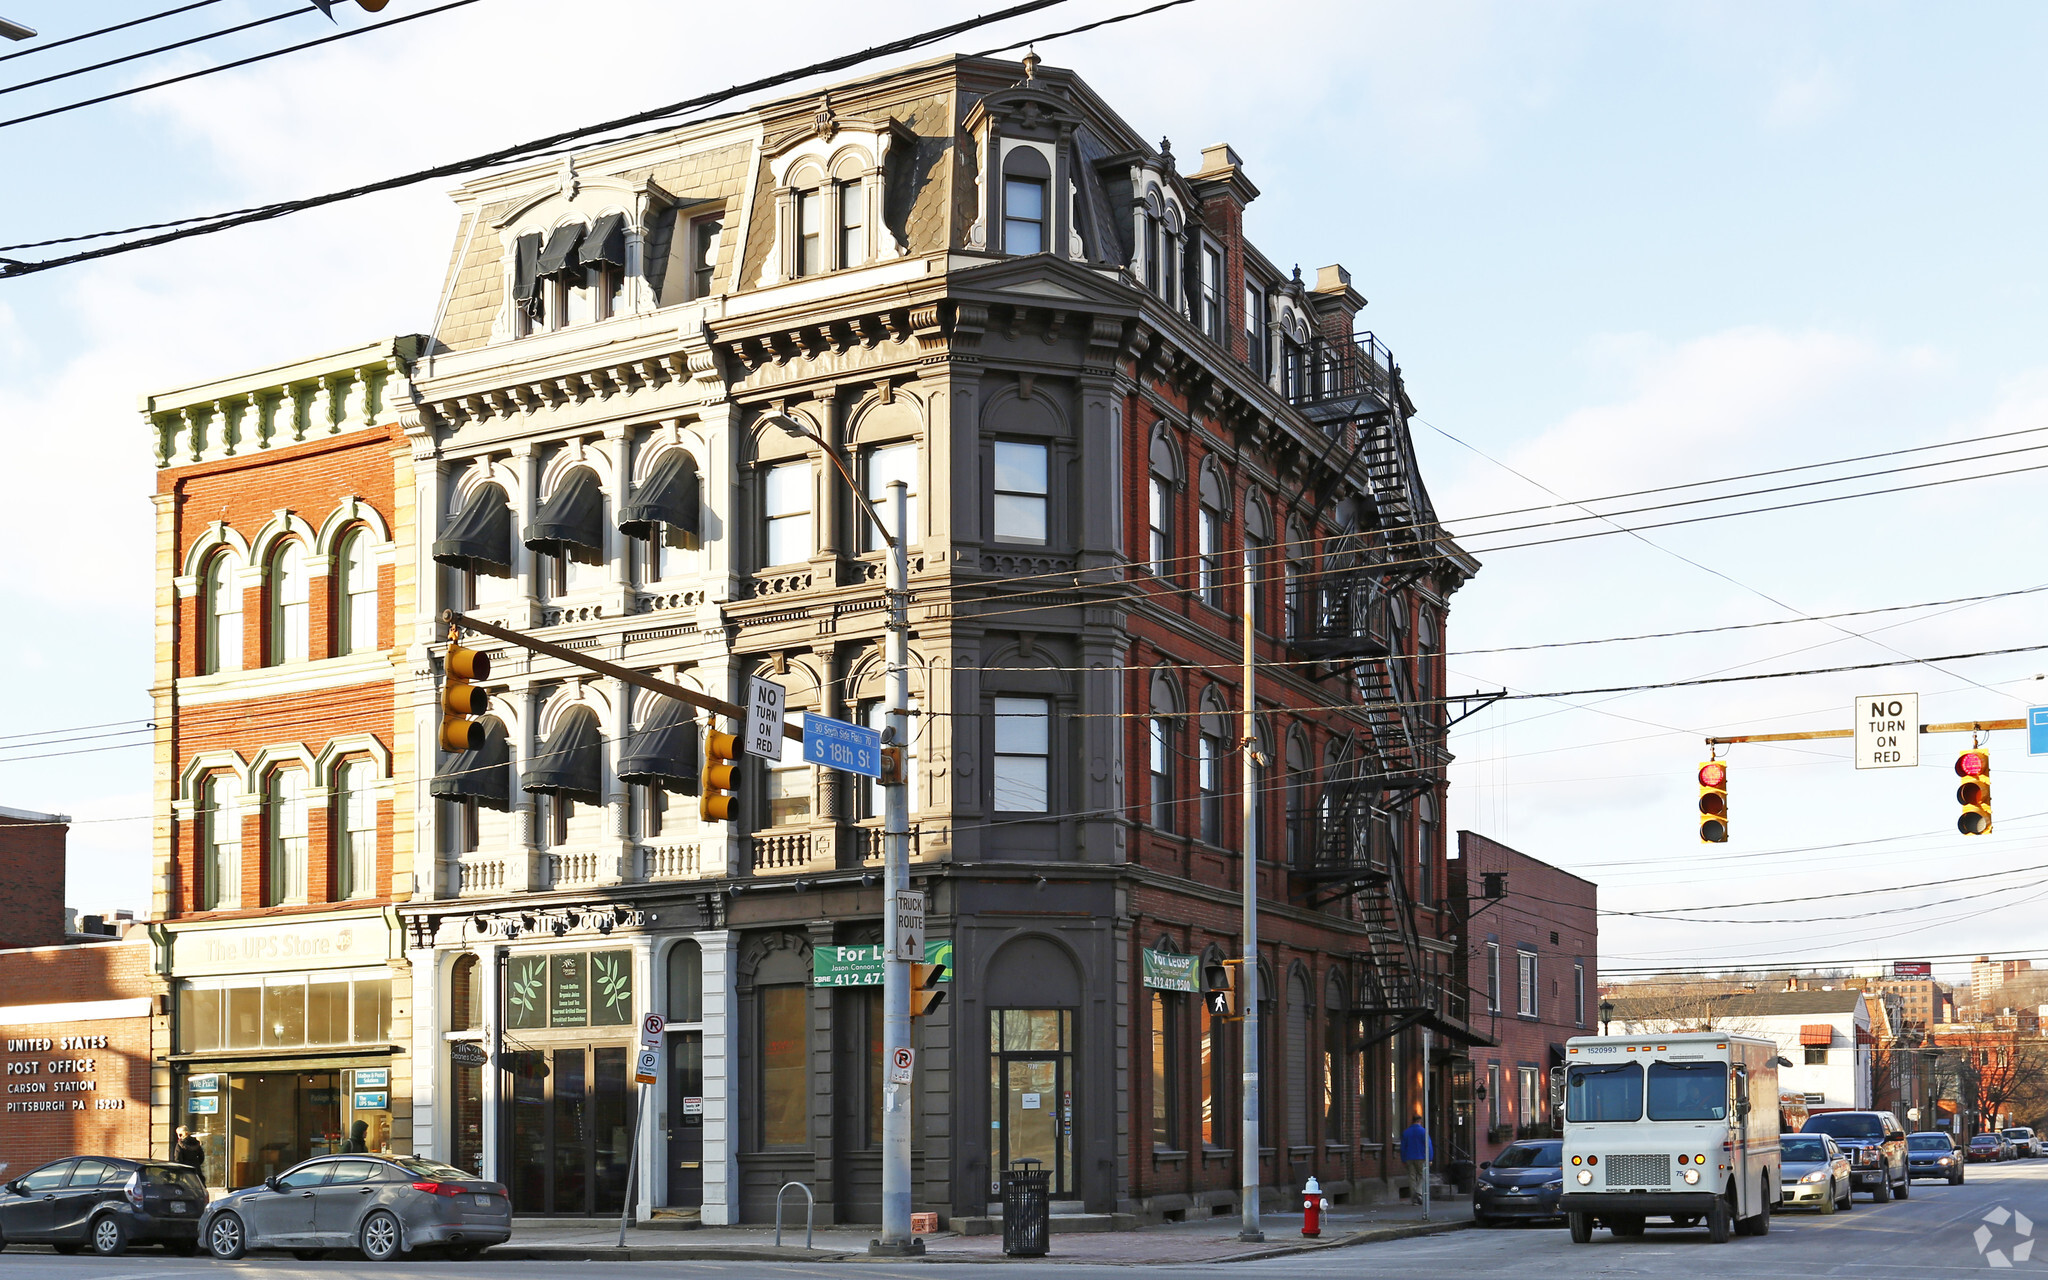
1549,1066 -> 1566,1115
1733,1066 -> 1751,1118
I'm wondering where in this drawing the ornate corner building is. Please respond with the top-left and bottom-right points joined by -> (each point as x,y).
141,54 -> 1480,1224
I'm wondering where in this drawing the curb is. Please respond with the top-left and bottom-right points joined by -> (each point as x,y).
482,1245 -> 858,1262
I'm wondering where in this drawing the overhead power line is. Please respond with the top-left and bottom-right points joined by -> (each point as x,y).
0,0 -> 231,64
0,4 -> 319,97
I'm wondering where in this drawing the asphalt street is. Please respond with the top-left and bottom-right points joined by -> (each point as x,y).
0,1162 -> 2040,1279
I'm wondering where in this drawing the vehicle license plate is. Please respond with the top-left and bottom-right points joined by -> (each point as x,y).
474,1194 -> 491,1207
171,1201 -> 187,1213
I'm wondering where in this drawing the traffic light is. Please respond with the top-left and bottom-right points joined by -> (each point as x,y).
1956,749 -> 1992,835
1202,961 -> 1239,1020
1697,760 -> 1728,843
440,645 -> 492,751
701,729 -> 740,823
909,961 -> 947,1018
879,745 -> 905,787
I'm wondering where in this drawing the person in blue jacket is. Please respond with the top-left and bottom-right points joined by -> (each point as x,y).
1400,1111 -> 1432,1201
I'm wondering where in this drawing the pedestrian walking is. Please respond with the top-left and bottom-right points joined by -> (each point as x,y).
342,1119 -> 370,1153
174,1126 -> 205,1174
1401,1111 -> 1432,1202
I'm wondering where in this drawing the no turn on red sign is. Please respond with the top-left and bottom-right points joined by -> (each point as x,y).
1854,693 -> 1919,769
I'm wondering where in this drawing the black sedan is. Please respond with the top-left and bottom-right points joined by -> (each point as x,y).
1473,1140 -> 1565,1225
0,1157 -> 207,1256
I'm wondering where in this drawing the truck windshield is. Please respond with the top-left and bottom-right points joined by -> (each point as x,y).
1566,1062 -> 1642,1122
1646,1061 -> 1727,1121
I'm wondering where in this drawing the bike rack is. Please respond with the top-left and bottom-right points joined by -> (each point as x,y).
774,1180 -> 815,1249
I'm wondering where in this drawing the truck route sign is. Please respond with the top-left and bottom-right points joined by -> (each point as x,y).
1853,693 -> 1918,770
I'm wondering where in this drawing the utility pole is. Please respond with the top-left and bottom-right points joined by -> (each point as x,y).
876,479 -> 920,1255
1420,1026 -> 1432,1220
1239,544 -> 1263,1242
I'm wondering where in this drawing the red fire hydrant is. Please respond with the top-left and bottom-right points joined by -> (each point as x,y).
1301,1176 -> 1328,1237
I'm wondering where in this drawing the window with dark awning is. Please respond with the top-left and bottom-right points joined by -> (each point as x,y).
430,718 -> 511,811
618,449 -> 701,545
617,697 -> 699,794
513,232 -> 544,316
433,483 -> 513,575
526,467 -> 604,557
577,213 -> 626,269
535,223 -> 586,277
525,707 -> 602,801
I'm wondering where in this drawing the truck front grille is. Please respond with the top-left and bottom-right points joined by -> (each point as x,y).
1605,1153 -> 1669,1188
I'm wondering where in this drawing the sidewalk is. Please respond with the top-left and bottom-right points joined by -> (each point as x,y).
485,1197 -> 1476,1264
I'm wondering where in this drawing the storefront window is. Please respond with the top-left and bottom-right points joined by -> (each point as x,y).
182,1065 -> 392,1189
179,972 -> 393,1051
507,950 -> 633,1030
760,984 -> 807,1147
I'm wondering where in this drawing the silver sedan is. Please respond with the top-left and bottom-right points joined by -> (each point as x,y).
1777,1133 -> 1853,1214
198,1155 -> 510,1261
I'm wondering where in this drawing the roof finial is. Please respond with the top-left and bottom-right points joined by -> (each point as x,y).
1020,47 -> 1040,81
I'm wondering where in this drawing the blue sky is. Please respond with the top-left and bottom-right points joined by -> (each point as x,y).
2,1 -> 2044,990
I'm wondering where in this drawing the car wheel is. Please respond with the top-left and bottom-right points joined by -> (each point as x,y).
208,1212 -> 248,1261
359,1209 -> 403,1262
1473,1207 -> 1492,1228
1895,1172 -> 1910,1199
90,1214 -> 130,1257
1708,1198 -> 1732,1244
1839,1182 -> 1853,1211
1819,1188 -> 1837,1216
1953,1172 -> 1965,1186
1873,1176 -> 1892,1203
1750,1181 -> 1771,1236
292,1249 -> 327,1261
1568,1212 -> 1593,1244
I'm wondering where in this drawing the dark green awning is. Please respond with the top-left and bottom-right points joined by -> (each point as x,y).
526,467 -> 603,557
577,213 -> 626,269
525,708 -> 602,801
512,232 -> 543,316
617,697 -> 699,794
432,483 -> 512,575
430,718 -> 511,812
535,223 -> 584,276
617,449 -> 700,544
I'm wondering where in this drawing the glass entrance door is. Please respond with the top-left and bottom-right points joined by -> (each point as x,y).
991,1009 -> 1074,1197
504,1045 -> 633,1215
666,1032 -> 704,1208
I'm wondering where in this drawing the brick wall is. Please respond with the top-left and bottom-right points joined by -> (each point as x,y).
0,938 -> 160,1169
0,814 -> 67,951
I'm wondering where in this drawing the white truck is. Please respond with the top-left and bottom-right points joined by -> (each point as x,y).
1555,1031 -> 1780,1244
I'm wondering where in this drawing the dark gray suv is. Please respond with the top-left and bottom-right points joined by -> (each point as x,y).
1802,1112 -> 1909,1202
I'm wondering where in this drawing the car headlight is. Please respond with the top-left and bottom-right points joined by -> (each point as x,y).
1576,1169 -> 1593,1185
1682,1169 -> 1700,1185
1800,1170 -> 1829,1183
1938,1157 -> 1953,1165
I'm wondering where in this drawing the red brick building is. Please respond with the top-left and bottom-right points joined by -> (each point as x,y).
1452,832 -> 1598,1166
142,338 -> 421,1185
0,805 -> 69,951
0,932 -> 163,1174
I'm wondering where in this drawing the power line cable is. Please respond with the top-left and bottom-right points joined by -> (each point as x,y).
0,0 -> 232,64
0,4 -> 319,97
0,716 -> 151,742
0,0 -> 484,130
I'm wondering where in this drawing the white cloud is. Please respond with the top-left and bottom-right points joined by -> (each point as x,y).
1764,61 -> 1847,129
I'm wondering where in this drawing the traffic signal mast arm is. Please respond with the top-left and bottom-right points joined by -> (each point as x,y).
1705,717 -> 2025,746
443,608 -> 803,744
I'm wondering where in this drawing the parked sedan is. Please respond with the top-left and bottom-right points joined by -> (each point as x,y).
199,1155 -> 510,1261
1473,1140 -> 1565,1226
1967,1133 -> 2011,1163
1777,1134 -> 1852,1213
1907,1131 -> 1964,1184
0,1157 -> 207,1256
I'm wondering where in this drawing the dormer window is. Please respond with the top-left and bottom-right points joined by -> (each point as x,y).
999,145 -> 1053,256
794,183 -> 823,277
512,213 -> 628,335
838,177 -> 864,266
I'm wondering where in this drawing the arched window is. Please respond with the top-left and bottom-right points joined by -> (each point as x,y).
862,440 -> 919,552
201,550 -> 241,675
790,165 -> 824,277
335,758 -> 377,900
1198,691 -> 1229,846
667,940 -> 704,1024
833,154 -> 867,268
1416,794 -> 1438,910
268,541 -> 309,666
1149,670 -> 1181,834
1148,435 -> 1178,577
266,767 -> 309,905
1287,968 -> 1312,1146
1197,465 -> 1227,608
1324,973 -> 1350,1140
450,954 -> 480,1032
1001,146 -> 1051,255
1284,734 -> 1312,867
200,773 -> 241,910
336,527 -> 378,656
1244,496 -> 1272,630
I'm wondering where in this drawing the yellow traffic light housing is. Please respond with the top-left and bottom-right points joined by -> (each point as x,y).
701,729 -> 740,823
1956,749 -> 1992,835
909,961 -> 947,1018
1202,961 -> 1239,1020
1697,760 -> 1728,843
441,645 -> 492,751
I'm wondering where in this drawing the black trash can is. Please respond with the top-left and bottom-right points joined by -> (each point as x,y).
1001,1158 -> 1051,1257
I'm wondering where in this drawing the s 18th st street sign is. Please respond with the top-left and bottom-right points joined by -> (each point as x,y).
802,711 -> 882,778
1854,693 -> 1919,769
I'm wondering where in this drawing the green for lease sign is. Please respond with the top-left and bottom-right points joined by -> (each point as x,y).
813,939 -> 953,986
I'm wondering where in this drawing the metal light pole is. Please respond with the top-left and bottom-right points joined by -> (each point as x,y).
1239,545 -> 1263,1242
762,413 -> 916,1254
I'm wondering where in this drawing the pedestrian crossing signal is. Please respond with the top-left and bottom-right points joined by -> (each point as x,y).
1202,962 -> 1239,1020
1956,750 -> 1992,835
909,961 -> 947,1018
1697,761 -> 1728,843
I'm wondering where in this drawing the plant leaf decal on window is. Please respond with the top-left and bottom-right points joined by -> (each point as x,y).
593,951 -> 630,1018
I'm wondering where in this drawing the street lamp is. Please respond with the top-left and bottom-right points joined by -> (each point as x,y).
0,17 -> 36,41
761,412 -> 917,1255
1599,999 -> 1614,1035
